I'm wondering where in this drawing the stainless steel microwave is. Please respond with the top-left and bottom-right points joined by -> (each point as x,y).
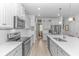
14,16 -> 25,29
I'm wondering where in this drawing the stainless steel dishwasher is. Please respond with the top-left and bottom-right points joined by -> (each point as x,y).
22,37 -> 31,56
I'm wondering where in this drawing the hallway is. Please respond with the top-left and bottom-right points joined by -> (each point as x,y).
30,39 -> 50,56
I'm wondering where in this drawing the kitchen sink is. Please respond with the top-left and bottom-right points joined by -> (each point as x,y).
53,38 -> 67,42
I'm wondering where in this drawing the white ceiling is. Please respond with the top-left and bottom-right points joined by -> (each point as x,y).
22,3 -> 79,18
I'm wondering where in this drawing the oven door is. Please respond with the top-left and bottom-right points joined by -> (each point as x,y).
24,39 -> 31,56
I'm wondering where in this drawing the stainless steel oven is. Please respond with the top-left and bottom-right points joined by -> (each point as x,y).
22,37 -> 31,56
7,32 -> 31,56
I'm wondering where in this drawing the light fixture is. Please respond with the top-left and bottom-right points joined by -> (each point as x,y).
58,8 -> 62,17
58,8 -> 62,25
68,3 -> 75,22
38,8 -> 40,10
68,17 -> 73,21
38,14 -> 40,16
59,21 -> 62,24
58,13 -> 60,17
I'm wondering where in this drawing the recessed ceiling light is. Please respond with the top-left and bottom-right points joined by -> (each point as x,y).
59,21 -> 62,24
38,8 -> 40,10
38,14 -> 40,16
58,13 -> 60,17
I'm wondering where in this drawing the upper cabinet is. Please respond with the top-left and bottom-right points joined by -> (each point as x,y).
30,15 -> 35,26
0,3 -> 26,29
0,3 -> 17,29
27,15 -> 35,30
17,4 -> 32,29
17,4 -> 26,20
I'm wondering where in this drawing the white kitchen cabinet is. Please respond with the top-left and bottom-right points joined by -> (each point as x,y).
26,15 -> 31,29
17,4 -> 26,20
0,3 -> 26,29
57,46 -> 64,56
0,3 -> 17,29
17,4 -> 33,29
30,15 -> 35,26
7,44 -> 22,56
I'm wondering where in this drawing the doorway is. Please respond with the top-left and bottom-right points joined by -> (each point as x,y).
36,19 -> 43,40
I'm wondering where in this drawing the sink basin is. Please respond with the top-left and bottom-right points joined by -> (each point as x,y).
53,38 -> 67,42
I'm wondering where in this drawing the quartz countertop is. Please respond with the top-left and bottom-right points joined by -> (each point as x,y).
47,34 -> 79,56
21,32 -> 34,37
0,41 -> 22,56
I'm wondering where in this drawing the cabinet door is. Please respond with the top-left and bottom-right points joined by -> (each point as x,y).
50,39 -> 58,56
57,46 -> 69,56
58,46 -> 64,56
53,43 -> 57,56
24,40 -> 31,56
17,4 -> 26,20
50,40 -> 54,55
0,3 -> 17,28
30,15 -> 35,26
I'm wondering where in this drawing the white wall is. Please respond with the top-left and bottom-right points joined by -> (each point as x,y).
64,15 -> 79,37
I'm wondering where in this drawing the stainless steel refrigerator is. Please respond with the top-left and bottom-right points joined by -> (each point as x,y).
50,25 -> 61,35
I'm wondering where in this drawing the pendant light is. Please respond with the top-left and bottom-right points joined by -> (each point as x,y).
58,8 -> 61,17
68,4 -> 73,22
58,8 -> 62,24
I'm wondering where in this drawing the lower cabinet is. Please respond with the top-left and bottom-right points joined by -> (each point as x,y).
57,46 -> 69,56
47,36 -> 69,56
7,44 -> 22,56
50,39 -> 57,56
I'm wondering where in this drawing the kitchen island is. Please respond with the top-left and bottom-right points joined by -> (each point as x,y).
47,34 -> 79,56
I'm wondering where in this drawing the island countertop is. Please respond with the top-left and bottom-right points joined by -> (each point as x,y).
47,34 -> 79,56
